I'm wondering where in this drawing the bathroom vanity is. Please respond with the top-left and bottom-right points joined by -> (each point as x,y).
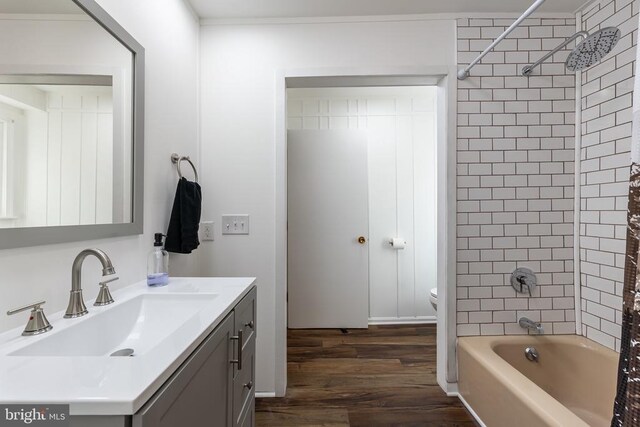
0,277 -> 256,427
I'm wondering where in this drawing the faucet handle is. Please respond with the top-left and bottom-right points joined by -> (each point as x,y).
7,300 -> 46,316
95,277 -> 118,306
7,301 -> 53,336
99,276 -> 119,286
511,268 -> 537,296
515,275 -> 532,296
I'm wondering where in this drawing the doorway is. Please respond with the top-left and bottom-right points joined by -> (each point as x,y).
275,70 -> 457,397
286,86 -> 438,328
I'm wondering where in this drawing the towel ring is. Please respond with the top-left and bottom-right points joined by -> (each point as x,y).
171,153 -> 198,183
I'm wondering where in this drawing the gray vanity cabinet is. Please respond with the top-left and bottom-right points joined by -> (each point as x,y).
132,287 -> 257,427
232,288 -> 257,426
132,313 -> 235,427
70,288 -> 257,427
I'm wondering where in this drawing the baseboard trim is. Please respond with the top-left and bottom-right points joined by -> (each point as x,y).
368,316 -> 436,325
457,393 -> 487,427
443,382 -> 458,396
255,392 -> 277,398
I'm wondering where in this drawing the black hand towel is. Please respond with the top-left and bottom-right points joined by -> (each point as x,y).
165,177 -> 202,254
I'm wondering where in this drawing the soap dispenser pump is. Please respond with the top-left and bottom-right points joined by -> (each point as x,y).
147,233 -> 169,287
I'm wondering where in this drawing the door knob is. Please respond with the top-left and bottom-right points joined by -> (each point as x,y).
358,236 -> 366,244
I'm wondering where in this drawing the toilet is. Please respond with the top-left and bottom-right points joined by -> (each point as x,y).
429,288 -> 437,311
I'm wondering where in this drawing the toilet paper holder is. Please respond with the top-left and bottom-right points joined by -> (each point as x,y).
388,238 -> 407,249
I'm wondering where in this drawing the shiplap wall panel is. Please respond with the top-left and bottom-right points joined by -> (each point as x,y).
60,111 -> 82,225
80,112 -> 98,225
397,115 -> 417,318
0,105 -> 24,225
95,112 -> 113,224
43,92 -> 114,226
46,110 -> 62,225
0,119 -> 8,220
413,115 -> 436,317
23,110 -> 47,227
5,90 -> 117,228
368,115 -> 400,318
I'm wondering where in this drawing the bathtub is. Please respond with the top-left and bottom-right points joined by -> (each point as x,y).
458,335 -> 618,427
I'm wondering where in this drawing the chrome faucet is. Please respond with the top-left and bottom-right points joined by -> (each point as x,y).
64,249 -> 116,318
519,317 -> 544,334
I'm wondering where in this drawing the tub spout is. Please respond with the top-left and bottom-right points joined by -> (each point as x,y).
519,317 -> 544,334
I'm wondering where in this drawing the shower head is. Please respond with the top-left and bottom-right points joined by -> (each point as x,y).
522,26 -> 621,76
566,27 -> 621,71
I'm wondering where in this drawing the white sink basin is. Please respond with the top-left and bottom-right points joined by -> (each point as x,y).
0,277 -> 255,415
9,293 -> 218,357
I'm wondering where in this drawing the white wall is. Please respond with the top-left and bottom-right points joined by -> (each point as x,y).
0,16 -> 132,76
287,86 -> 438,323
199,18 -> 456,394
0,0 -> 200,333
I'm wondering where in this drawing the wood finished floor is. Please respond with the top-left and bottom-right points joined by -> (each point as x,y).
256,325 -> 478,427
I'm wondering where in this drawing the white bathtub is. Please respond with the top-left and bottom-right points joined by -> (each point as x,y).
458,335 -> 618,427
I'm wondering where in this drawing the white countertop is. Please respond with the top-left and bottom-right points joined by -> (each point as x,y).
0,277 -> 256,416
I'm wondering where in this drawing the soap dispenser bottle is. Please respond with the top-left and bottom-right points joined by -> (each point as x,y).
147,233 -> 169,287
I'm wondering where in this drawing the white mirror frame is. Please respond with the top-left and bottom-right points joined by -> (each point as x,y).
0,0 -> 145,250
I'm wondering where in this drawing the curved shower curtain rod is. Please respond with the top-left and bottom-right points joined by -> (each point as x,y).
457,0 -> 546,80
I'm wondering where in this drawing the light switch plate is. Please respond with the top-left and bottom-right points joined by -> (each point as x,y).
201,221 -> 214,241
222,215 -> 249,235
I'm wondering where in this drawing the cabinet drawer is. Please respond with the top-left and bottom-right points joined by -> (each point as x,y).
233,340 -> 255,426
234,287 -> 256,348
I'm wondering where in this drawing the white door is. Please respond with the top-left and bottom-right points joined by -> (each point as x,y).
287,129 -> 369,329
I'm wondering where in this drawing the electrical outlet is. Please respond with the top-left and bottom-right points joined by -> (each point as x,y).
201,221 -> 214,241
221,215 -> 249,235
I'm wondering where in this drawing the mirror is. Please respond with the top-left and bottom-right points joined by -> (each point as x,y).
0,0 -> 144,249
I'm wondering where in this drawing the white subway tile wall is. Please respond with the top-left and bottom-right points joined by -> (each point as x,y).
579,0 -> 638,352
457,17 -> 577,336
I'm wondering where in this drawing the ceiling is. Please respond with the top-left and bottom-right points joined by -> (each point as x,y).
187,0 -> 589,20
0,0 -> 84,14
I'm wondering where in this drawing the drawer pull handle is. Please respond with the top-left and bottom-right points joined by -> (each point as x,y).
243,381 -> 253,390
230,329 -> 243,370
245,320 -> 254,329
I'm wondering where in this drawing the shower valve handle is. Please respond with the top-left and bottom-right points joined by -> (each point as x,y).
516,276 -> 532,297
